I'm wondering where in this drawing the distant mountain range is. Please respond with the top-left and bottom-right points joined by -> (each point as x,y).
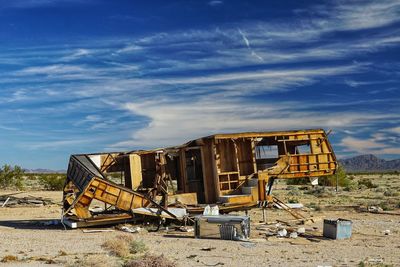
22,154 -> 399,174
339,154 -> 400,173
24,168 -> 66,174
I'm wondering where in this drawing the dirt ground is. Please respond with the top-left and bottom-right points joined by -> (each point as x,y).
1,175 -> 399,267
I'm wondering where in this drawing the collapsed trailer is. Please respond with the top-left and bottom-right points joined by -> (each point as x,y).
62,129 -> 337,227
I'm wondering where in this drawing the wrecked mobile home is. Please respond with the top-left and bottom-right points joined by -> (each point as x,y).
62,129 -> 337,228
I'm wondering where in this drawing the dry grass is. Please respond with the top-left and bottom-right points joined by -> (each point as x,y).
1,255 -> 19,262
130,240 -> 147,254
102,234 -> 147,258
72,254 -> 117,267
124,254 -> 176,267
102,235 -> 132,258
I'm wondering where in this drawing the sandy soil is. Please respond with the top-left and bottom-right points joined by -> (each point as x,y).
1,184 -> 399,267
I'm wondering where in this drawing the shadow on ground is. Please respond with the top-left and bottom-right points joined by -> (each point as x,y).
0,219 -> 64,230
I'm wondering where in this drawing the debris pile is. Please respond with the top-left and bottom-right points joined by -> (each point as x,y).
0,193 -> 55,207
256,223 -> 320,241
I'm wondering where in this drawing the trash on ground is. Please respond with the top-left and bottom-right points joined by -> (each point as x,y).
117,225 -> 141,233
195,215 -> 250,241
82,229 -> 115,233
323,218 -> 352,239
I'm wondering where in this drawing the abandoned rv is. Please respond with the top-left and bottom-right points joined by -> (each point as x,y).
62,129 -> 337,227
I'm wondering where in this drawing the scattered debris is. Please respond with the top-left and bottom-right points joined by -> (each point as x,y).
289,232 -> 298,239
368,206 -> 383,213
82,229 -> 115,233
277,229 -> 288,237
116,224 -> 141,233
297,227 -> 306,234
176,226 -> 194,232
200,247 -> 216,251
0,194 -> 55,207
187,255 -> 197,259
240,242 -> 256,248
383,229 -> 391,235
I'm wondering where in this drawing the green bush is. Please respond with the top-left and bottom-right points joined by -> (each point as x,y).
129,240 -> 147,254
286,178 -> 309,185
38,174 -> 66,190
319,165 -> 351,187
358,178 -> 378,189
383,190 -> 399,197
0,165 -> 24,190
287,164 -> 351,188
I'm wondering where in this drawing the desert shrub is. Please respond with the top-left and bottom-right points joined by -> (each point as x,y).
38,174 -> 66,190
130,240 -> 147,254
286,178 -> 309,185
287,197 -> 299,203
379,201 -> 391,211
306,202 -> 321,211
305,186 -> 334,197
72,254 -> 117,267
287,187 -> 302,196
319,165 -> 351,187
344,183 -> 358,191
102,235 -> 133,258
102,235 -> 147,259
1,255 -> 19,262
0,165 -> 24,190
383,190 -> 399,197
124,254 -> 176,267
358,178 -> 378,189
373,187 -> 385,193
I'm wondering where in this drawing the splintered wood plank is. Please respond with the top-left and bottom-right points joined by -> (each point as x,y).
129,154 -> 143,190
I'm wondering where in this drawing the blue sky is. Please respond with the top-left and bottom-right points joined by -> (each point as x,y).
0,0 -> 399,169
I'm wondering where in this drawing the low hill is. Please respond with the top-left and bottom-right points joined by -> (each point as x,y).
339,154 -> 400,173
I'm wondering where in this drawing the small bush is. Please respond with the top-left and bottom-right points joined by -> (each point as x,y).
102,235 -> 133,258
286,178 -> 309,185
0,165 -> 24,190
306,202 -> 321,211
124,254 -> 176,267
358,178 -> 378,189
287,188 -> 301,196
319,165 -> 351,187
38,174 -> 66,190
344,183 -> 358,191
383,190 -> 399,197
305,186 -> 334,197
379,201 -> 390,211
1,255 -> 18,262
130,240 -> 147,254
73,254 -> 117,267
288,198 -> 299,204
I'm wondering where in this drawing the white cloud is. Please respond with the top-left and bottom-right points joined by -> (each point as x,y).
208,0 -> 223,7
61,49 -> 91,61
16,64 -> 84,76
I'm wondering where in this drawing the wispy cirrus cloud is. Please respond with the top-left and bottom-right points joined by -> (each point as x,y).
1,0 -> 399,167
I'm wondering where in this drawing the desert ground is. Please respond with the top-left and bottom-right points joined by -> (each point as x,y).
1,174 -> 399,267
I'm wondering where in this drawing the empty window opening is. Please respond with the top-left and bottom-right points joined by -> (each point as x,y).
256,145 -> 278,159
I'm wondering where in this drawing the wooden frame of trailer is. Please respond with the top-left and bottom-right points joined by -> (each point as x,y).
62,129 -> 337,226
